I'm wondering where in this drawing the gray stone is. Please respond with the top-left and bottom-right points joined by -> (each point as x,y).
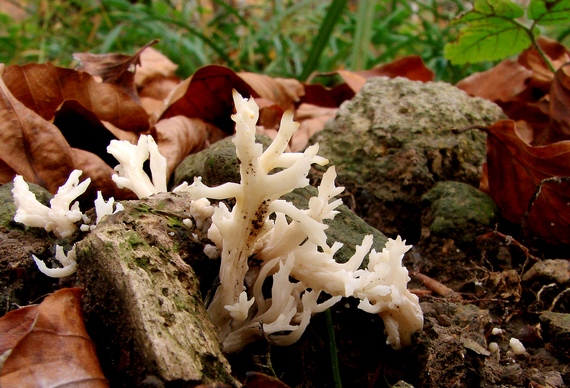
421,181 -> 499,244
76,193 -> 237,387
522,259 -> 570,284
540,312 -> 570,361
310,77 -> 505,241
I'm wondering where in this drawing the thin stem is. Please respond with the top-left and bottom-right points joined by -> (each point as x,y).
325,308 -> 342,388
527,20 -> 557,74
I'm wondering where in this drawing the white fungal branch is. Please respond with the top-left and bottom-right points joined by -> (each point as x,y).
12,170 -> 90,238
183,90 -> 424,352
107,134 -> 167,198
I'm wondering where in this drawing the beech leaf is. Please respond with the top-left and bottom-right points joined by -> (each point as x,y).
482,120 -> 570,244
2,63 -> 149,133
0,288 -> 109,387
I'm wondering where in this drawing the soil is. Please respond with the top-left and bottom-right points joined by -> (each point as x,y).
1,182 -> 569,387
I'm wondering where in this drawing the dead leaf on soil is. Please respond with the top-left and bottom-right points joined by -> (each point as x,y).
0,64 -> 75,192
290,103 -> 338,152
154,116 -> 213,177
336,55 -> 435,93
74,39 -> 159,101
2,63 -> 149,133
456,60 -> 533,102
159,65 -> 258,133
0,288 -> 109,388
481,120 -> 570,245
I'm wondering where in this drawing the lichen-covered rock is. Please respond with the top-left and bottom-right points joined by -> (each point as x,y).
421,181 -> 499,244
76,193 -> 237,387
311,77 -> 505,241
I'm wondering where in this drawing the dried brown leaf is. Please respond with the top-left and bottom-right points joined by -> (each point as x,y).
154,116 -> 210,177
134,46 -> 179,87
0,305 -> 37,355
548,63 -> 570,143
159,65 -> 258,134
337,55 -> 435,93
238,72 -> 304,111
481,120 -> 570,244
74,39 -> 159,101
3,63 -> 149,133
290,103 -> 338,152
0,288 -> 109,388
518,36 -> 570,93
456,60 -> 533,102
0,64 -> 75,191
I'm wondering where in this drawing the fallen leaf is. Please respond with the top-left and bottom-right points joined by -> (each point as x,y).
0,305 -> 37,355
3,63 -> 149,133
154,116 -> 210,177
481,120 -> 570,245
134,46 -> 179,87
0,288 -> 109,387
548,63 -> 570,143
159,65 -> 258,133
243,371 -> 290,388
0,64 -> 75,192
518,36 -> 570,93
238,72 -> 304,111
53,100 -> 119,168
74,39 -> 159,101
337,55 -> 435,93
300,83 -> 355,108
456,59 -> 533,102
290,103 -> 338,152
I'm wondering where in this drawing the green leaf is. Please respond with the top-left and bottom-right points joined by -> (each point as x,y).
472,0 -> 525,17
444,0 -> 531,64
529,0 -> 570,25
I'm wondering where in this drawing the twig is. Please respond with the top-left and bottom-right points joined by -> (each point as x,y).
412,272 -> 462,299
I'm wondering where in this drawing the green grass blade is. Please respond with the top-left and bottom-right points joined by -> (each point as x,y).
300,0 -> 348,80
325,308 -> 342,388
350,0 -> 376,70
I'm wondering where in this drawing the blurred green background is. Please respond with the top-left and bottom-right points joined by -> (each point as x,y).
1,0 -> 568,84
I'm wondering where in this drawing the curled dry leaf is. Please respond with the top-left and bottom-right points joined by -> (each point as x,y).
548,63 -> 570,142
456,60 -> 533,102
0,64 -> 75,192
518,36 -> 570,93
290,103 -> 338,152
160,65 -> 258,133
238,72 -> 304,111
2,63 -> 149,133
0,288 -> 109,388
134,46 -> 179,87
481,120 -> 570,245
336,55 -> 435,93
154,116 -> 210,177
73,39 -> 159,101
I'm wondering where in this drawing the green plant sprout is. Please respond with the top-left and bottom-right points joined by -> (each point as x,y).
445,0 -> 570,73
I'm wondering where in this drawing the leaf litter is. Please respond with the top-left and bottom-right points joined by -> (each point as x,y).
0,39 -> 569,387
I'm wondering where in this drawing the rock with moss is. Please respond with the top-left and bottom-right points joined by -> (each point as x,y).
311,77 -> 505,242
76,193 -> 237,387
421,181 -> 499,244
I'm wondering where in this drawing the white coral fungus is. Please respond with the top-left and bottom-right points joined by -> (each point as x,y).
32,245 -> 77,278
176,90 -> 423,353
12,170 -> 90,238
107,134 -> 167,198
